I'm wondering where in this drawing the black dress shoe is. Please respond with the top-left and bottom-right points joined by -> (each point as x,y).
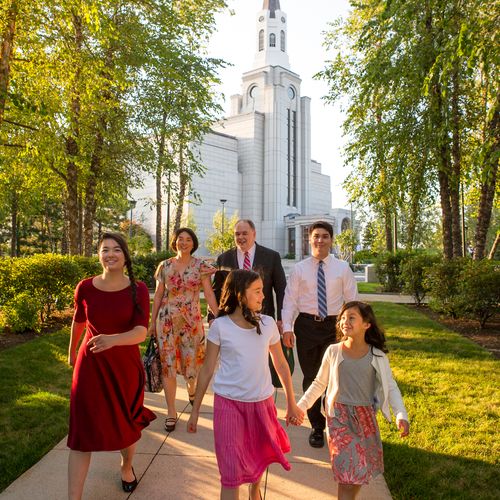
309,428 -> 325,448
122,467 -> 138,493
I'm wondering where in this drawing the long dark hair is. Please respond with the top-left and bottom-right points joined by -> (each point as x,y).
336,301 -> 388,353
218,269 -> 263,334
98,232 -> 141,314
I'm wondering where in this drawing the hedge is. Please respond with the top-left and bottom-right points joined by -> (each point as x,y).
0,252 -> 172,333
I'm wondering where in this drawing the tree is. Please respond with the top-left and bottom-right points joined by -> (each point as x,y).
319,0 -> 498,260
335,229 -> 357,262
205,210 -> 238,256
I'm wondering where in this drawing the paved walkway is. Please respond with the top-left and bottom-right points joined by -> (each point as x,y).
1,357 -> 392,500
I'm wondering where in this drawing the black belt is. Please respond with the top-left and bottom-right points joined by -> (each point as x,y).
298,312 -> 337,322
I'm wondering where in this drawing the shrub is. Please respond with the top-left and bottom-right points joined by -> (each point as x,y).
353,249 -> 378,264
71,256 -> 101,280
457,260 -> 500,328
401,253 -> 441,305
424,258 -> 469,318
132,251 -> 172,288
1,292 -> 42,333
375,250 -> 415,292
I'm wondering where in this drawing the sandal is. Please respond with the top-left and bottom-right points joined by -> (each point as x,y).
164,416 -> 177,432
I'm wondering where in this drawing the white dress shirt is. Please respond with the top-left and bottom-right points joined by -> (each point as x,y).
282,254 -> 358,332
236,244 -> 256,269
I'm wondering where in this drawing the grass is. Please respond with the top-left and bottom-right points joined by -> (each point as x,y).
0,303 -> 498,498
357,281 -> 382,293
0,329 -> 73,492
373,302 -> 499,500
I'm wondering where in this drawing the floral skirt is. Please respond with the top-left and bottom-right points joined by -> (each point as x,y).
213,394 -> 291,488
326,402 -> 384,485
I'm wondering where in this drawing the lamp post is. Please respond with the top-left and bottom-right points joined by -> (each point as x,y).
128,199 -> 136,239
220,199 -> 227,235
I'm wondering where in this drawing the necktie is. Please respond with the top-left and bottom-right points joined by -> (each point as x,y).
317,260 -> 328,319
243,251 -> 251,270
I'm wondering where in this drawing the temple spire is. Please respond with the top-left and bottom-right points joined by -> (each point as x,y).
263,0 -> 281,18
253,0 -> 289,69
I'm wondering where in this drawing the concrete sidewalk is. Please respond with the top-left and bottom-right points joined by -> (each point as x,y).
1,357 -> 392,500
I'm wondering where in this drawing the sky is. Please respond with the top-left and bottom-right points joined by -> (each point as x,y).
207,0 -> 352,208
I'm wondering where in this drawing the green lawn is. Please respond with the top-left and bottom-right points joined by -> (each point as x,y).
357,281 -> 382,293
0,304 -> 498,497
373,303 -> 499,500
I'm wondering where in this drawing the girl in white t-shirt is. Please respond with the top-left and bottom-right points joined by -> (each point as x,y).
187,269 -> 304,500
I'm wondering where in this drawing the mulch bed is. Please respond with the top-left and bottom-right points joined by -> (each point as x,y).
406,304 -> 500,359
1,307 -> 499,359
0,312 -> 72,352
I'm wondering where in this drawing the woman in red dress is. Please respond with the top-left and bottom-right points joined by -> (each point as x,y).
67,233 -> 156,499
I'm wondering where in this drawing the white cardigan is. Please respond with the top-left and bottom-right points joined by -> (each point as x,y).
297,343 -> 409,424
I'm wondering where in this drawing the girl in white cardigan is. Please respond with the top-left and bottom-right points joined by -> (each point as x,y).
296,301 -> 410,500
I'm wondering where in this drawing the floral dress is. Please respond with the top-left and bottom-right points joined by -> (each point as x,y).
154,257 -> 214,380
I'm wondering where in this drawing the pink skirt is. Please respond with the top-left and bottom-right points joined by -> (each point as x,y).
213,394 -> 291,488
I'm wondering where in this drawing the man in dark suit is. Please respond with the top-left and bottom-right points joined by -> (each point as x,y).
210,219 -> 286,331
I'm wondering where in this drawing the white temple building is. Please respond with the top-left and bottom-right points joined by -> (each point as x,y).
134,0 -> 352,259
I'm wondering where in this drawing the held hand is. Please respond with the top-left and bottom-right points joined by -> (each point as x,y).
276,320 -> 284,336
398,419 -> 410,438
282,331 -> 295,349
87,334 -> 115,354
286,405 -> 305,427
148,324 -> 156,338
187,413 -> 199,433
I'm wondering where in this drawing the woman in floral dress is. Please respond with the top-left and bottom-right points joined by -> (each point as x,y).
150,227 -> 219,432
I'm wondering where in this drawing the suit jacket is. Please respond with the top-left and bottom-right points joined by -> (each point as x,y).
211,243 -> 286,320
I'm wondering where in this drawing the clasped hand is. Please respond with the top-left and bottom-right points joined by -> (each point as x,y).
286,405 -> 304,427
87,334 -> 115,353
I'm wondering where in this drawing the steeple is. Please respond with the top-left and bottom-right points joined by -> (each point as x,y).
253,0 -> 290,69
263,0 -> 280,18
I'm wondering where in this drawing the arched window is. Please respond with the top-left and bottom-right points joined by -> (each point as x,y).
341,218 -> 351,232
269,33 -> 276,47
258,29 -> 264,51
280,30 -> 285,51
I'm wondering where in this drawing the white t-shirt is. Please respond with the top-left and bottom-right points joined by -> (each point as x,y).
208,314 -> 281,402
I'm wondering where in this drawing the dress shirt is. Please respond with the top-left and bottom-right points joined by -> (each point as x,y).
282,254 -> 358,332
236,244 -> 256,270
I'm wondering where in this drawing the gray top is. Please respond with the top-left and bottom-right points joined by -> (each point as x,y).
337,349 -> 376,406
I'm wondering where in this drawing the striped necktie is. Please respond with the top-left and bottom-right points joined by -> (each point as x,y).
317,260 -> 328,319
243,251 -> 251,270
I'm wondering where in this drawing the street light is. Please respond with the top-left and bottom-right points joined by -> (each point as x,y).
128,199 -> 136,239
220,199 -> 227,235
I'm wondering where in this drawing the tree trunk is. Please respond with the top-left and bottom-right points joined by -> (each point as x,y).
0,1 -> 16,127
156,111 -> 167,252
77,192 -> 83,255
10,190 -> 17,257
450,65 -> 463,257
384,206 -> 393,252
65,13 -> 83,255
488,232 -> 500,260
83,127 -> 104,256
473,96 -> 499,260
174,147 -> 186,233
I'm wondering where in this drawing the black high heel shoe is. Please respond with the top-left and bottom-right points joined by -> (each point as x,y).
122,467 -> 138,493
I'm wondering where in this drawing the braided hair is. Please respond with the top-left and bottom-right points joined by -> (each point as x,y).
336,301 -> 388,353
218,269 -> 263,334
98,232 -> 142,314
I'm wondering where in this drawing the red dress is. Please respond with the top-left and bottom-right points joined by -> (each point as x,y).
67,278 -> 156,452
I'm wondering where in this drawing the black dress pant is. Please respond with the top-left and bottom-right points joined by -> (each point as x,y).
294,314 -> 337,431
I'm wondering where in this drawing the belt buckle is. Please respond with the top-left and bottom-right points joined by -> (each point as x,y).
313,315 -> 324,322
